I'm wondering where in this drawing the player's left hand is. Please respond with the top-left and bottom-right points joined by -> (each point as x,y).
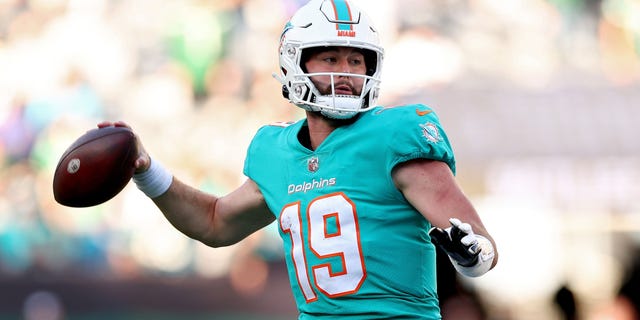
429,218 -> 482,267
429,218 -> 495,277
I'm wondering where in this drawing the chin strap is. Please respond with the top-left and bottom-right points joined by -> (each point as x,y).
313,95 -> 362,119
429,218 -> 495,277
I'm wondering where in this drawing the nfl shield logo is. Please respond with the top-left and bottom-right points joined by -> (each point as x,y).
307,157 -> 319,172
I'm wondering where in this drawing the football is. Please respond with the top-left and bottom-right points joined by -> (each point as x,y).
53,126 -> 138,207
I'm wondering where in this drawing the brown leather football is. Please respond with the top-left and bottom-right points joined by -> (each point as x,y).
53,126 -> 138,207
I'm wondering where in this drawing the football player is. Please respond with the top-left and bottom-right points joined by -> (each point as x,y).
101,0 -> 498,318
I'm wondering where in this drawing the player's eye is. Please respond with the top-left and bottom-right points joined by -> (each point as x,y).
323,57 -> 337,63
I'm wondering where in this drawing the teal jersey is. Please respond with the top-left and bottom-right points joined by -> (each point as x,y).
243,104 -> 455,319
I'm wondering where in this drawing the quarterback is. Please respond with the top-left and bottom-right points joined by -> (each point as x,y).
101,0 -> 498,318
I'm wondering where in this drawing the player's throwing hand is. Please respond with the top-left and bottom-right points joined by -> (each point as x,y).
429,218 -> 495,277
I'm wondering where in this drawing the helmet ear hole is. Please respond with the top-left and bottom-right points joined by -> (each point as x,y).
282,85 -> 290,99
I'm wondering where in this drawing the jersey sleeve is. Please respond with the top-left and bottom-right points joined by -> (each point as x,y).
243,125 -> 271,181
243,121 -> 298,190
385,104 -> 456,175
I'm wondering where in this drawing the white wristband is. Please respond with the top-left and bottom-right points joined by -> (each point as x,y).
451,235 -> 495,277
133,158 -> 173,198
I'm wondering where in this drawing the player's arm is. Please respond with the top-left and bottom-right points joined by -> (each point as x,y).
392,158 -> 498,276
98,121 -> 275,247
152,177 -> 275,247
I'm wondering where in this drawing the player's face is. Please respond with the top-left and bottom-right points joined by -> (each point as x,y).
304,47 -> 367,96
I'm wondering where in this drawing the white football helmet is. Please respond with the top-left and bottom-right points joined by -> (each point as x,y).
274,0 -> 384,119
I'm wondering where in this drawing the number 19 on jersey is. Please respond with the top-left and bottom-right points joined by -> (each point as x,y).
279,192 -> 367,302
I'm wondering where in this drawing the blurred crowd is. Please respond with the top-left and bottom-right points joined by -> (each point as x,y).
0,0 -> 639,319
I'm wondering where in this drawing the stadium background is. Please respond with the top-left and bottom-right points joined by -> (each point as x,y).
0,0 -> 639,319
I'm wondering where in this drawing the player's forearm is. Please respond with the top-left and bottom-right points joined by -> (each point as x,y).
151,177 -> 222,246
132,158 -> 228,246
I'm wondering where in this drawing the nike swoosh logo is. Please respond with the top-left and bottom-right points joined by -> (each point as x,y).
416,109 -> 432,116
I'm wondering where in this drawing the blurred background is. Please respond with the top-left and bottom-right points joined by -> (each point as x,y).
0,0 -> 639,319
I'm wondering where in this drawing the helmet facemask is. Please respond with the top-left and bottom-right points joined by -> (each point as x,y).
288,64 -> 381,119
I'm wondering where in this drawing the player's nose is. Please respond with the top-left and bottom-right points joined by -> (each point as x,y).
336,58 -> 352,74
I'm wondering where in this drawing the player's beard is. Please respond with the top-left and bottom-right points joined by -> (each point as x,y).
316,80 -> 360,97
313,80 -> 363,126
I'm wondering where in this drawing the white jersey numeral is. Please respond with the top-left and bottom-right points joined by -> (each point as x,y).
280,192 -> 366,302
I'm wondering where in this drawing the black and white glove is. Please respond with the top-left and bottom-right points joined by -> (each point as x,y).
429,218 -> 495,277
